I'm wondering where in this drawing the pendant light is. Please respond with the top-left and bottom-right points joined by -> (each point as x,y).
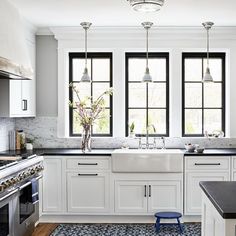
127,0 -> 165,12
80,22 -> 92,83
142,22 -> 153,83
202,22 -> 214,83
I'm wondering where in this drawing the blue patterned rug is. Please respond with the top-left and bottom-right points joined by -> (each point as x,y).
50,223 -> 201,236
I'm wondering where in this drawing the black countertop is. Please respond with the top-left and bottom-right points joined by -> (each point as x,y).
184,148 -> 236,156
0,148 -> 114,156
1,148 -> 236,157
200,181 -> 236,219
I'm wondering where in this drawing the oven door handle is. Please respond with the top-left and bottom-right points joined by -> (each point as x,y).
0,188 -> 18,202
19,175 -> 43,191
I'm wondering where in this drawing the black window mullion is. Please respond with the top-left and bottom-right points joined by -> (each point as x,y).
182,52 -> 225,137
201,58 -> 204,135
125,52 -> 169,137
69,52 -> 113,137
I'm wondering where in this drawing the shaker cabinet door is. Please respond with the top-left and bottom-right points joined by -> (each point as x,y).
185,172 -> 229,215
67,172 -> 110,213
148,180 -> 182,213
42,158 -> 62,212
115,181 -> 148,213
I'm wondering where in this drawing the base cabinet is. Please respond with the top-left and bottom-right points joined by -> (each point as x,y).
42,158 -> 62,212
185,156 -> 230,215
67,172 -> 110,213
185,172 -> 229,215
115,179 -> 182,214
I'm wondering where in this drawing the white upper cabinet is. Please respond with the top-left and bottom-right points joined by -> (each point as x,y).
0,33 -> 35,117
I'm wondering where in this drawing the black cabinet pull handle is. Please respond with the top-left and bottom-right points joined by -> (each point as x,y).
144,185 -> 147,197
22,99 -> 28,111
78,174 -> 98,176
195,163 -> 221,166
78,163 -> 98,166
149,185 -> 151,197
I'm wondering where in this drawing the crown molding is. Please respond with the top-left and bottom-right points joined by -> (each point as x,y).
36,27 -> 54,36
48,26 -> 236,41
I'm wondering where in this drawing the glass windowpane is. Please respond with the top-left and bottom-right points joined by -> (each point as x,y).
185,59 -> 202,81
93,59 -> 110,81
204,83 -> 222,108
129,83 -> 146,107
185,109 -> 202,135
203,58 -> 222,82
149,58 -> 166,81
92,83 -> 110,107
204,109 -> 222,133
185,83 -> 202,108
93,109 -> 110,134
129,109 -> 146,135
148,109 -> 166,134
72,59 -> 91,82
148,83 -> 166,107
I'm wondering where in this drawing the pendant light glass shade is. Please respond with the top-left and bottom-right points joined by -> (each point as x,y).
142,22 -> 153,83
80,22 -> 92,83
202,22 -> 214,83
127,0 -> 165,12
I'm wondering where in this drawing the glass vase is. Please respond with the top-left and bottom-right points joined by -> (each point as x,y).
81,125 -> 92,153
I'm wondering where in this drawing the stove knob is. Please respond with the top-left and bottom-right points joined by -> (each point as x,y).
10,177 -> 17,184
18,173 -> 24,180
5,179 -> 13,187
30,168 -> 35,175
0,182 -> 7,191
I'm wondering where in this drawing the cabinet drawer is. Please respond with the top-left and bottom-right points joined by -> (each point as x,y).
185,157 -> 230,171
66,158 -> 110,170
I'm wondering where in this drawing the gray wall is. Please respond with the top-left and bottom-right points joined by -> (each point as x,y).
36,35 -> 58,116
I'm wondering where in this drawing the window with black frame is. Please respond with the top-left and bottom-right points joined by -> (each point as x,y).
182,52 -> 225,137
69,52 -> 113,137
125,52 -> 169,137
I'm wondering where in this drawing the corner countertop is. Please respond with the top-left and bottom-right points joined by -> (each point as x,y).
200,181 -> 236,219
1,148 -> 236,157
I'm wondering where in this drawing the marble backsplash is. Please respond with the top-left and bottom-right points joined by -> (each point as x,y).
0,118 -> 15,151
15,117 -> 236,149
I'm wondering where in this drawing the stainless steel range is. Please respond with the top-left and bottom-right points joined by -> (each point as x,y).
0,154 -> 43,236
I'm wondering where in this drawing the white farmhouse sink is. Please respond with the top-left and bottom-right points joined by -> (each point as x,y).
112,149 -> 183,173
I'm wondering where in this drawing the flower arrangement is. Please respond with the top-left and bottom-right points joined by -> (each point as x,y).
69,83 -> 113,152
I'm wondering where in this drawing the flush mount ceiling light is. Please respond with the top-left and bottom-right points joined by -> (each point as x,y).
202,21 -> 214,83
142,22 -> 153,83
127,0 -> 165,12
80,22 -> 92,83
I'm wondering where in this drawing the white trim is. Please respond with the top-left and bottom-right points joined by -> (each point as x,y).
55,27 -> 232,138
51,26 -> 236,41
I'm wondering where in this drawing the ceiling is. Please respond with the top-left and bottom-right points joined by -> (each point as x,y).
9,0 -> 236,28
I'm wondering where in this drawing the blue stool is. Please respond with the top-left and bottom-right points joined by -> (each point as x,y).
154,212 -> 183,234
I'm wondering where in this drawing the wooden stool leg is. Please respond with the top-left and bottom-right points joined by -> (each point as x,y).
177,217 -> 183,233
155,217 -> 161,233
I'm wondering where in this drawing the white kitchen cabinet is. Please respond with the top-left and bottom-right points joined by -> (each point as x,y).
67,172 -> 110,213
0,30 -> 35,117
185,156 -> 230,215
231,156 -> 236,180
115,178 -> 182,214
115,181 -> 148,213
148,180 -> 182,213
42,158 -> 62,212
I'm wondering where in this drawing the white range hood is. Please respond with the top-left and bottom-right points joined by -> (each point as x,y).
0,0 -> 33,80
